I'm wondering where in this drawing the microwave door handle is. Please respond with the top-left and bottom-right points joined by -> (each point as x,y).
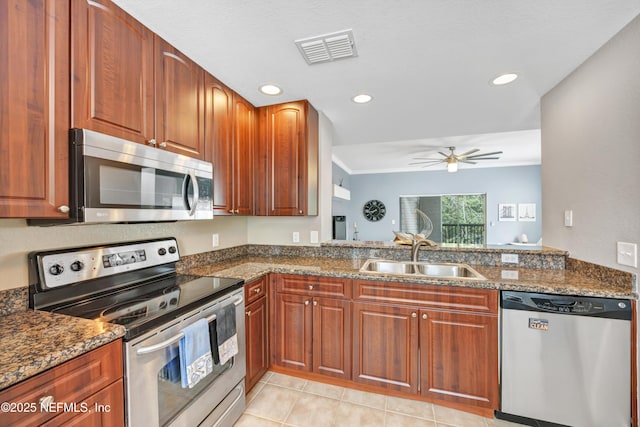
181,171 -> 200,216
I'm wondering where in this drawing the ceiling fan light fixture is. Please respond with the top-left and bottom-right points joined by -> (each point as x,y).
491,73 -> 518,86
447,158 -> 458,173
259,84 -> 282,96
352,93 -> 372,104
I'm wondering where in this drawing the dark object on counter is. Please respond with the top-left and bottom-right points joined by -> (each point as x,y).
333,215 -> 346,240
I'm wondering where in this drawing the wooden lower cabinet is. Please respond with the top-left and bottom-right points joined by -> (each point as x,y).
420,310 -> 498,409
245,294 -> 269,392
0,340 -> 124,427
352,302 -> 498,410
272,277 -> 351,380
352,302 -> 418,394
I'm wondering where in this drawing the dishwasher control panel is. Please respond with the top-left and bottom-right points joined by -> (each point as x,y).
501,291 -> 631,320
531,297 -> 605,313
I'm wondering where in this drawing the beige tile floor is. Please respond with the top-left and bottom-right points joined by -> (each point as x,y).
236,371 -> 521,427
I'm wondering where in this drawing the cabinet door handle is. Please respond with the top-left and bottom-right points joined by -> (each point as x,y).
254,288 -> 261,294
159,141 -> 167,148
313,300 -> 318,306
39,395 -> 55,407
246,311 -> 251,316
411,312 -> 417,318
304,300 -> 310,305
299,210 -> 303,215
234,209 -> 239,214
228,209 -> 234,213
148,138 -> 157,146
308,285 -> 313,290
57,205 -> 70,213
422,313 -> 427,320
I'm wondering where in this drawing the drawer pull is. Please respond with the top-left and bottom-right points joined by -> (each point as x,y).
246,311 -> 251,317
313,300 -> 318,306
304,300 -> 310,305
308,285 -> 313,290
57,205 -> 70,213
422,314 -> 427,320
411,312 -> 417,318
254,288 -> 261,294
159,141 -> 167,148
39,395 -> 55,407
148,138 -> 157,146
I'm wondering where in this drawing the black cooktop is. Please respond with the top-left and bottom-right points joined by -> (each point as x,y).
51,273 -> 243,340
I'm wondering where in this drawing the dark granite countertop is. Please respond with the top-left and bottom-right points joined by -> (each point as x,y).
183,255 -> 635,299
0,311 -> 125,390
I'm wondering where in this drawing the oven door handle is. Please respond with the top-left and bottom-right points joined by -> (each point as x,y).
135,297 -> 242,355
136,311 -> 218,355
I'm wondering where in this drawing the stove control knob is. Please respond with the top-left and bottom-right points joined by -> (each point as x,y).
70,261 -> 84,272
158,248 -> 167,256
169,297 -> 178,305
168,246 -> 177,254
49,264 -> 64,275
159,300 -> 168,310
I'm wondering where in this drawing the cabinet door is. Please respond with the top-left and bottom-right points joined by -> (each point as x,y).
313,298 -> 351,380
233,94 -> 255,215
71,0 -> 154,145
205,74 -> 234,214
0,0 -> 69,218
42,379 -> 124,427
155,37 -> 205,159
420,310 -> 499,409
352,302 -> 418,394
245,296 -> 269,392
274,293 -> 313,372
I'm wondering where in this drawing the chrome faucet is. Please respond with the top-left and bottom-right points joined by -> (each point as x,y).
411,237 -> 429,262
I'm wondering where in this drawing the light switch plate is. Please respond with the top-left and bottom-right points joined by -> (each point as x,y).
617,242 -> 637,268
212,233 -> 219,248
501,270 -> 519,280
310,230 -> 319,244
292,232 -> 300,243
564,210 -> 573,227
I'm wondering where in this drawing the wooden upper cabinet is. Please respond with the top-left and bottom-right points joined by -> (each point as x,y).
255,100 -> 318,216
205,74 -> 234,213
0,0 -> 70,218
233,94 -> 255,215
71,0 -> 154,145
155,37 -> 205,159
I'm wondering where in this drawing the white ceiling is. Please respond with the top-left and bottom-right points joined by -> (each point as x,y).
113,0 -> 640,173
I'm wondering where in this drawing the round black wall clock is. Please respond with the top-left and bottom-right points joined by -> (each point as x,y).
363,200 -> 386,222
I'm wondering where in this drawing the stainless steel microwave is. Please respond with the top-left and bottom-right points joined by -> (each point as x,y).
30,129 -> 213,225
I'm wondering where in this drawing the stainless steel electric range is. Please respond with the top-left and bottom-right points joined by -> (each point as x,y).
28,237 -> 246,427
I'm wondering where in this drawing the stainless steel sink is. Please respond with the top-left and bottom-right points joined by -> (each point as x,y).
359,259 -> 486,280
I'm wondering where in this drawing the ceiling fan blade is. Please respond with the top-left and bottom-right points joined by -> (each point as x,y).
466,156 -> 501,161
458,160 -> 477,164
457,148 -> 479,157
437,151 -> 449,158
412,157 -> 443,160
465,151 -> 503,159
409,160 -> 444,165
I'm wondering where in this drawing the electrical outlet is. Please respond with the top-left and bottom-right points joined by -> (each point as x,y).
292,232 -> 300,243
501,270 -> 519,280
310,230 -> 319,244
212,233 -> 219,248
617,242 -> 637,268
501,253 -> 519,264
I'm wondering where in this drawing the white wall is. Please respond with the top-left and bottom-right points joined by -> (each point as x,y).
0,216 -> 247,291
541,14 -> 640,277
247,112 -> 334,245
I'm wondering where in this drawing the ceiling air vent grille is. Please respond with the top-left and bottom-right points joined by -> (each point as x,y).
295,29 -> 358,65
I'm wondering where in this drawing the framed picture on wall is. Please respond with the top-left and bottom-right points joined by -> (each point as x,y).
498,204 -> 516,221
518,203 -> 537,221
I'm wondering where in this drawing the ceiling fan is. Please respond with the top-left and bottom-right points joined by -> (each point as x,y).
410,146 -> 503,173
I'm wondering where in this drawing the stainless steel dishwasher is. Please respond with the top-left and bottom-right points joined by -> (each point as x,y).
497,291 -> 632,427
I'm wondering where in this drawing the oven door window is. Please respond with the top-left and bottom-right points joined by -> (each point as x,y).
84,157 -> 194,210
157,335 -> 234,425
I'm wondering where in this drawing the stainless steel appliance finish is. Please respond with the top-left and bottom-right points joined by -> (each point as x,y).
127,288 -> 245,427
359,259 -> 486,280
29,238 -> 246,427
498,291 -> 632,427
30,129 -> 213,225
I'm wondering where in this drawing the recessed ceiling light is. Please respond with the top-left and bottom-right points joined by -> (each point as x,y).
491,73 -> 518,86
352,94 -> 372,104
259,84 -> 282,95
